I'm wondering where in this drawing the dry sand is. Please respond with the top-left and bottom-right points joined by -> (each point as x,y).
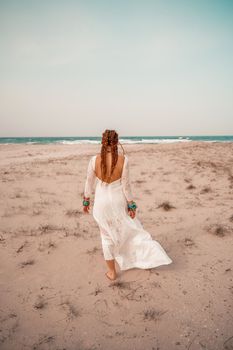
0,141 -> 233,350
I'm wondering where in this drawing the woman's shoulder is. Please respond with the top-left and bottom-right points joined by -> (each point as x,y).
89,155 -> 97,168
117,154 -> 129,166
92,154 -> 100,163
118,153 -> 126,159
122,154 -> 129,162
90,154 -> 98,160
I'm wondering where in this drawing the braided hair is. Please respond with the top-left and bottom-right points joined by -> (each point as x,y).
100,129 -> 125,183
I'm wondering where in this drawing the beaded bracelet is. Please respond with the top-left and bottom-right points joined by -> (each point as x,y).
83,197 -> 90,206
127,201 -> 137,211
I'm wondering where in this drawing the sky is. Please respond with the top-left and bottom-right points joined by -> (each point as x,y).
0,0 -> 233,137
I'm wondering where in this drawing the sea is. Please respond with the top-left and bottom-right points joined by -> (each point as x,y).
0,135 -> 232,145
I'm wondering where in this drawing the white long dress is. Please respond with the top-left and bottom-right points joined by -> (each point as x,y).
84,154 -> 172,271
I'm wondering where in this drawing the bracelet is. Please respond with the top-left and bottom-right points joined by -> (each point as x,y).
127,201 -> 137,211
83,197 -> 90,206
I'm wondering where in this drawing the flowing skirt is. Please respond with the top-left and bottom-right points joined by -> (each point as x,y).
92,178 -> 172,271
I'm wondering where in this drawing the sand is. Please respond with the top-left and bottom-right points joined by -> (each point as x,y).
0,141 -> 233,350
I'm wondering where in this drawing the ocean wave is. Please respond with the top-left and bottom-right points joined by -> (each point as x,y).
58,140 -> 100,145
119,138 -> 191,144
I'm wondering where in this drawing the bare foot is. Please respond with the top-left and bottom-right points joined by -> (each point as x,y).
105,270 -> 117,281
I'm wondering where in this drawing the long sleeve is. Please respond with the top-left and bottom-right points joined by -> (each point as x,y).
121,155 -> 134,202
84,156 -> 96,198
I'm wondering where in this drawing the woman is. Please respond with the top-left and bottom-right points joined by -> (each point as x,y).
83,129 -> 172,281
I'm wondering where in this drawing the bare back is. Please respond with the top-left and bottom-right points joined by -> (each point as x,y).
95,153 -> 125,183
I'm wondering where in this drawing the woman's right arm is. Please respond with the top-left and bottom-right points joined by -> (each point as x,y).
83,156 -> 96,213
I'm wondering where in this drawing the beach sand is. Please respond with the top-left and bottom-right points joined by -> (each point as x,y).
0,141 -> 233,350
